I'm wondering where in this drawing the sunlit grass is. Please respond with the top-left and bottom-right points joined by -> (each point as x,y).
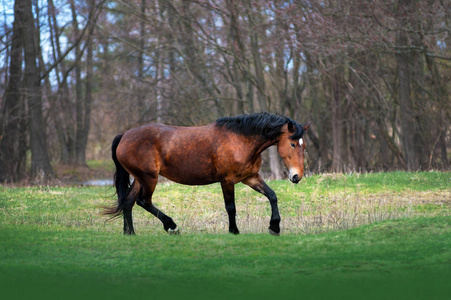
1,171 -> 449,235
1,171 -> 450,300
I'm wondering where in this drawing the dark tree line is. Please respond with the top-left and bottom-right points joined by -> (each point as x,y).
0,0 -> 450,183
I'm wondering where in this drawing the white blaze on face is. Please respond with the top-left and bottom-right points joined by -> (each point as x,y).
299,138 -> 303,146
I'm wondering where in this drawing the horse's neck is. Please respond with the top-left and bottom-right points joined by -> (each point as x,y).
253,138 -> 278,155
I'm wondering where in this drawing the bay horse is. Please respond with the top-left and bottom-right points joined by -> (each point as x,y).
104,112 -> 311,235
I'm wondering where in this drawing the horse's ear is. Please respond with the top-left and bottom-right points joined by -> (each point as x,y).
287,121 -> 295,133
302,121 -> 312,131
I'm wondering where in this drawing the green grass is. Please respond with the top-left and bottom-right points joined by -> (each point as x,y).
290,171 -> 450,194
1,217 -> 450,299
0,171 -> 450,299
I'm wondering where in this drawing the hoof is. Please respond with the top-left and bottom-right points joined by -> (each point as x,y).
168,227 -> 180,235
229,228 -> 240,235
268,228 -> 280,236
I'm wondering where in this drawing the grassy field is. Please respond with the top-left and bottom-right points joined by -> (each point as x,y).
0,171 -> 450,299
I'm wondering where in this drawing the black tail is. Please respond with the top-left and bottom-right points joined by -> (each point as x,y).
103,134 -> 130,217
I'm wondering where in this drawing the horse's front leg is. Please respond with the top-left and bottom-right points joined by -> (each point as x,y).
243,175 -> 281,236
221,182 -> 239,234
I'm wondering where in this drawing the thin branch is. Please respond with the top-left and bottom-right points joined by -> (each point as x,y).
40,0 -> 107,80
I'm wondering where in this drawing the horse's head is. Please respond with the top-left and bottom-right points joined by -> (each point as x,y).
277,121 -> 312,184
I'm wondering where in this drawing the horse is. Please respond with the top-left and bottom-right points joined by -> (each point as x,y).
104,112 -> 311,235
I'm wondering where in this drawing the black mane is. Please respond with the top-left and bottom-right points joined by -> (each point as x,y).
215,112 -> 304,140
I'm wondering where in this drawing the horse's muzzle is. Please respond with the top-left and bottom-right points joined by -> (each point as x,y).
290,174 -> 301,184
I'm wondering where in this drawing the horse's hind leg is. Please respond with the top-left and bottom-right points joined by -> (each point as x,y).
136,174 -> 179,235
123,209 -> 134,235
147,205 -> 179,235
123,181 -> 140,235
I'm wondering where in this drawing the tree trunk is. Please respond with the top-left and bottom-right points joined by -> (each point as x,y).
70,0 -> 84,165
48,0 -> 72,164
331,66 -> 344,172
224,0 -> 245,112
248,17 -> 267,111
305,53 -> 328,172
424,40 -> 450,170
0,0 -> 27,182
71,0 -> 96,165
75,0 -> 95,165
396,27 -> 419,171
225,0 -> 254,113
138,0 -> 145,79
22,0 -> 54,181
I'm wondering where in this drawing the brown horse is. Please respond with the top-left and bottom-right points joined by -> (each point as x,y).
105,112 -> 311,235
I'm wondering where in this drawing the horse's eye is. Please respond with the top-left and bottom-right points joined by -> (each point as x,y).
290,143 -> 296,148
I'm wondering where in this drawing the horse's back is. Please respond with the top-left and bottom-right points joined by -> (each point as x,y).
117,123 -> 220,184
116,122 -> 262,185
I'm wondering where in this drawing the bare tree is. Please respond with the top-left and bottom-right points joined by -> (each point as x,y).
22,0 -> 54,180
0,0 -> 27,182
1,0 -> 449,183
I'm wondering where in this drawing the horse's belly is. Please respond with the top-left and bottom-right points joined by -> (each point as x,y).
160,169 -> 218,185
159,157 -> 219,185
161,173 -> 217,185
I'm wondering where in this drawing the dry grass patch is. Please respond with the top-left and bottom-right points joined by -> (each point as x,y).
1,172 -> 449,235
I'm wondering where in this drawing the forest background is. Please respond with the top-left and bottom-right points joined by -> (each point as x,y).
0,0 -> 450,183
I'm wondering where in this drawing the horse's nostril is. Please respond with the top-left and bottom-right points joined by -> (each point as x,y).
291,174 -> 300,183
